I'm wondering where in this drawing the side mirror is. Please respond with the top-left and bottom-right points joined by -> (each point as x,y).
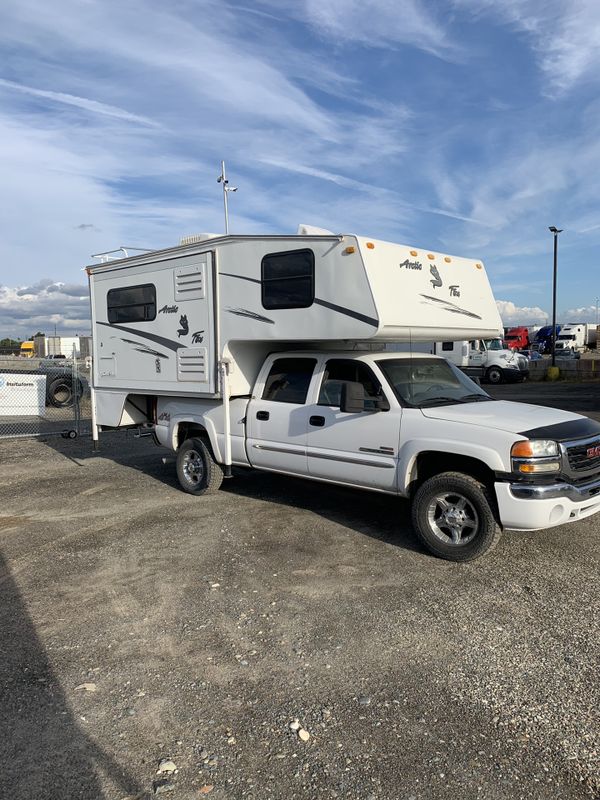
340,381 -> 365,413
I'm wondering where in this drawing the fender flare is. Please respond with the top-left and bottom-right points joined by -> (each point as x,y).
399,438 -> 506,494
164,415 -> 223,462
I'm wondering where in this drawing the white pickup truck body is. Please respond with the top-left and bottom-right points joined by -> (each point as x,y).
87,229 -> 600,560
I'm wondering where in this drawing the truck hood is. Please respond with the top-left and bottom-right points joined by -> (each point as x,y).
421,400 -> 588,437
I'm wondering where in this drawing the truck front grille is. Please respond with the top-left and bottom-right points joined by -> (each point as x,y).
566,437 -> 600,472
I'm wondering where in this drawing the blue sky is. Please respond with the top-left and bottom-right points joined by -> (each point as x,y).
1,0 -> 600,337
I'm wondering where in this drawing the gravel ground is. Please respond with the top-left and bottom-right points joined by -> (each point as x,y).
0,382 -> 598,800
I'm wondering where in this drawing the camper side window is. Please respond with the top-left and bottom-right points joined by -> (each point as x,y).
107,284 -> 156,323
262,358 -> 317,404
261,249 -> 315,310
441,342 -> 454,351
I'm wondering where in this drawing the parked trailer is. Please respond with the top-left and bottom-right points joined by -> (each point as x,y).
87,227 -> 600,562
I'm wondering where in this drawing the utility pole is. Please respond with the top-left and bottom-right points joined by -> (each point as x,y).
217,161 -> 237,235
548,226 -> 563,367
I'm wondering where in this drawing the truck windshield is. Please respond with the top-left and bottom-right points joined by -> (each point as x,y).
376,358 -> 492,408
558,335 -> 575,340
483,338 -> 504,351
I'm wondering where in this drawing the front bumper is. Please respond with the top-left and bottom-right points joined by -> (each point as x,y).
495,479 -> 600,530
502,366 -> 529,382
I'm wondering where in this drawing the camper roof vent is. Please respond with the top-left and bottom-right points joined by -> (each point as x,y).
297,224 -> 335,236
180,233 -> 221,246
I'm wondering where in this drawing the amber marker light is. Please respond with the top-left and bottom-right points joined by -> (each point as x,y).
344,246 -> 356,254
427,253 -> 435,259
410,250 -> 418,256
475,263 -> 482,269
366,242 -> 375,249
444,257 -> 451,263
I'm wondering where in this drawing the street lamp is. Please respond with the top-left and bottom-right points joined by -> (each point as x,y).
549,226 -> 563,367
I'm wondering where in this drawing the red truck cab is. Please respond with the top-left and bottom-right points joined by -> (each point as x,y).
504,326 -> 529,350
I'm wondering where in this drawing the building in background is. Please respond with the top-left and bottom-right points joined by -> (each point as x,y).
33,335 -> 92,358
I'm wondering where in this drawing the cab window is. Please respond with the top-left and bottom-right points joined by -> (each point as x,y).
262,358 -> 317,404
318,359 -> 387,410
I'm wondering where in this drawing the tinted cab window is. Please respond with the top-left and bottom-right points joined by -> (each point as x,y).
262,358 -> 317,404
318,359 -> 386,411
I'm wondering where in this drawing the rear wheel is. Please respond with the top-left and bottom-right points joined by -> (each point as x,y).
412,471 -> 501,561
176,437 -> 224,495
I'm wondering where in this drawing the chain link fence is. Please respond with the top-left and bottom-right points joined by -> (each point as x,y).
0,356 -> 91,439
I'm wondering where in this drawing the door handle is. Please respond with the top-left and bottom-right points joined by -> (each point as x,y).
256,410 -> 270,421
309,415 -> 325,427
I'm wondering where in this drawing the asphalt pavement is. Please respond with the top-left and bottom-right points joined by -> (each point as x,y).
0,381 -> 598,800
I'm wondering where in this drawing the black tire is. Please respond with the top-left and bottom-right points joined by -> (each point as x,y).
411,471 -> 501,562
48,376 -> 74,408
176,437 -> 224,495
485,366 -> 503,385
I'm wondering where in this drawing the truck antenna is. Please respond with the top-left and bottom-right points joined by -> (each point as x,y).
217,160 -> 237,235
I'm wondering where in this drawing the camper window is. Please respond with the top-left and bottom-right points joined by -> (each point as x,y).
441,342 -> 454,351
107,284 -> 156,323
261,249 -> 314,310
262,357 -> 317,404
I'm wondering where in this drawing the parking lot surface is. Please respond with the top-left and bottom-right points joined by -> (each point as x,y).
0,381 -> 598,799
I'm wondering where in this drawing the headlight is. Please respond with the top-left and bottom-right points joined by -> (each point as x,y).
511,439 -> 560,474
512,440 -> 558,457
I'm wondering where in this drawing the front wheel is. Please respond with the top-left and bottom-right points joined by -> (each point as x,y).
176,437 -> 224,495
485,366 -> 503,385
411,472 -> 501,561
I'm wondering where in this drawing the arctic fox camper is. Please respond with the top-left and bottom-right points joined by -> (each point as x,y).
87,228 -> 600,561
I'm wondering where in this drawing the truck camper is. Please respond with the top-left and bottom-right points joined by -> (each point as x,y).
87,227 -> 600,561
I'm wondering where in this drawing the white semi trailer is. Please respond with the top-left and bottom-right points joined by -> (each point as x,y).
554,323 -> 598,353
87,227 -> 600,561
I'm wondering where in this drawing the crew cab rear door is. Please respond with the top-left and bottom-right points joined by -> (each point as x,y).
246,356 -> 318,475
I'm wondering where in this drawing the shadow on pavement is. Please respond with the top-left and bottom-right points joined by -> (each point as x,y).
0,549 -> 144,800
39,433 -> 423,555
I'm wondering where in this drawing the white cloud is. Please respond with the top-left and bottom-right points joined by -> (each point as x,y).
0,78 -> 160,127
496,300 -> 548,325
561,305 -> 600,324
294,0 -> 458,58
455,0 -> 600,94
0,283 -> 91,339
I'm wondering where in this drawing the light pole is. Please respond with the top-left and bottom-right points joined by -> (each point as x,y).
595,297 -> 599,327
217,160 -> 237,235
549,226 -> 563,367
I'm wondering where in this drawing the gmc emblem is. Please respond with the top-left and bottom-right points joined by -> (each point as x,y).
587,445 -> 600,458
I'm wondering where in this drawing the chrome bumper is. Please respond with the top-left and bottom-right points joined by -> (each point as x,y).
509,477 -> 600,502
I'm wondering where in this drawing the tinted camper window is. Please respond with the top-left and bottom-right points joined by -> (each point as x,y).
107,284 -> 156,323
261,249 -> 314,310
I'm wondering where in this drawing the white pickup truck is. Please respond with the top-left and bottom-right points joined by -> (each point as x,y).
155,350 -> 600,562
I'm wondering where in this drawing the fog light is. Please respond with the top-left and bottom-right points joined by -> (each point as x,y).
518,461 -> 560,473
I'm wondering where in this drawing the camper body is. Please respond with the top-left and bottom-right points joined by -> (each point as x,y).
87,230 -> 600,561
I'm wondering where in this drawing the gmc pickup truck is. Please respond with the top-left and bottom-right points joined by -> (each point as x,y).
153,350 -> 600,562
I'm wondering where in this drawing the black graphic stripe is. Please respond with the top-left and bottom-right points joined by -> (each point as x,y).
220,272 -> 260,284
220,273 -> 378,327
313,299 -> 378,327
99,321 -> 184,351
120,338 -> 169,359
226,308 -> 275,324
419,294 -> 482,320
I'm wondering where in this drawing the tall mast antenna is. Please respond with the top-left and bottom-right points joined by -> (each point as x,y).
217,160 -> 237,235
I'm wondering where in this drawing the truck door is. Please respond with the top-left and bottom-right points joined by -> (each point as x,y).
246,357 -> 317,475
305,359 -> 400,491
